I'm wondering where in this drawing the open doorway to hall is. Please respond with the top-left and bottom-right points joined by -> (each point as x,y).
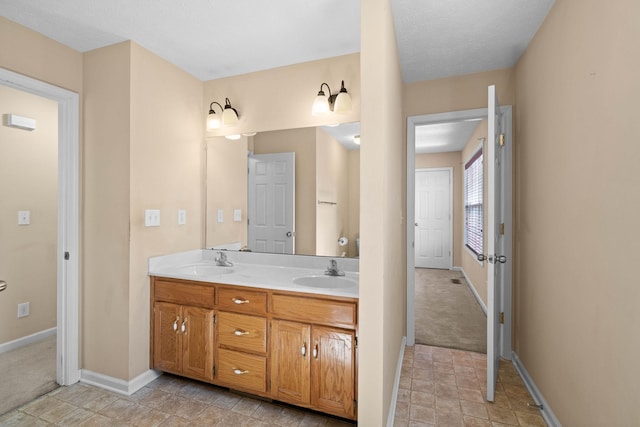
410,114 -> 489,354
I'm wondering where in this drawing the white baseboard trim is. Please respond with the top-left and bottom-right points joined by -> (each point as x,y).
386,336 -> 407,427
512,352 -> 561,427
81,369 -> 162,396
454,266 -> 488,316
0,327 -> 57,355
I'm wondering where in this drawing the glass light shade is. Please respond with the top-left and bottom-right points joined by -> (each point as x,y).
333,91 -> 352,114
225,134 -> 241,140
207,113 -> 222,130
312,94 -> 330,115
353,135 -> 360,145
222,107 -> 239,126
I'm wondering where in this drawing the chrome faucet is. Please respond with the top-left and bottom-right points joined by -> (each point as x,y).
215,251 -> 233,267
324,259 -> 345,276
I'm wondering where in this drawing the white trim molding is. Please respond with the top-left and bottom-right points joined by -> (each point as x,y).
454,267 -> 488,316
0,68 -> 80,386
512,352 -> 562,427
387,336 -> 407,427
0,327 -> 57,355
81,370 -> 162,396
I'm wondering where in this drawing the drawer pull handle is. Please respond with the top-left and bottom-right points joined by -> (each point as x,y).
313,343 -> 319,359
232,368 -> 249,375
181,318 -> 187,334
232,297 -> 250,304
234,329 -> 250,336
173,316 -> 180,333
301,341 -> 307,357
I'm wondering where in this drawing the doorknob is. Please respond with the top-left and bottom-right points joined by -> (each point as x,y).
477,254 -> 507,264
415,222 -> 418,227
0,280 -> 7,292
286,231 -> 293,237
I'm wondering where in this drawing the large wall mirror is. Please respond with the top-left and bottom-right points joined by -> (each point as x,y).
206,123 -> 360,257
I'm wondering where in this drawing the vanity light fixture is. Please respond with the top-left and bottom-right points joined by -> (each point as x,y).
225,134 -> 242,140
207,97 -> 240,130
311,80 -> 352,116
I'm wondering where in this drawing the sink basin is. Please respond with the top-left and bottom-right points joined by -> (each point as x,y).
176,264 -> 234,276
293,275 -> 357,290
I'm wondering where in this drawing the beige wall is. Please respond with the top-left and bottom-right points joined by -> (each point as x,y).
460,120 -> 488,304
0,85 -> 58,343
203,54 -> 360,138
315,128 -> 351,257
206,137 -> 248,248
84,41 -> 203,380
415,151 -> 463,267
514,0 -> 640,424
359,0 -> 406,424
83,42 -> 132,379
253,127 -> 317,255
0,17 -> 83,94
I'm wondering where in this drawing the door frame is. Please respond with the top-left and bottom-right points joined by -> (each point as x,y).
0,68 -> 80,385
406,107 -> 512,358
414,167 -> 453,269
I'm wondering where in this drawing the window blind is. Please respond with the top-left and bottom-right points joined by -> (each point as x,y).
465,150 -> 483,256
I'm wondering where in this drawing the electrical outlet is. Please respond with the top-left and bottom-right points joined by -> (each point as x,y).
233,209 -> 242,222
18,210 -> 31,225
17,302 -> 30,318
178,209 -> 187,225
217,209 -> 224,223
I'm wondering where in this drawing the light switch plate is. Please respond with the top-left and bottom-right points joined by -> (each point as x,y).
18,210 -> 30,225
145,209 -> 161,227
233,209 -> 242,222
217,209 -> 224,223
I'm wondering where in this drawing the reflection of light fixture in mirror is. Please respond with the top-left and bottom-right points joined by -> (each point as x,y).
312,80 -> 352,116
207,97 -> 240,130
242,132 -> 257,137
353,135 -> 360,145
225,134 -> 241,140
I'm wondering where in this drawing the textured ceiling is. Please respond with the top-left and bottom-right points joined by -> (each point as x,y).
0,0 -> 554,151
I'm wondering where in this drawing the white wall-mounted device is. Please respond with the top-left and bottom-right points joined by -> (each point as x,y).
4,114 -> 36,131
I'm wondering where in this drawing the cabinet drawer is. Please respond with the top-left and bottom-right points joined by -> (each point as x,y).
217,349 -> 267,393
271,294 -> 357,328
154,279 -> 215,309
217,287 -> 267,315
217,312 -> 267,353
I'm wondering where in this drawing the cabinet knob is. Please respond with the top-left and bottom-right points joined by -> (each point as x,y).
234,329 -> 250,336
232,297 -> 250,304
232,368 -> 249,375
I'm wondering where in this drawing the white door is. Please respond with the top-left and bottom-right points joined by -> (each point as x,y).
248,153 -> 295,254
415,169 -> 452,269
485,85 -> 508,402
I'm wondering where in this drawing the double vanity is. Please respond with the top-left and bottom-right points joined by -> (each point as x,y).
148,250 -> 359,420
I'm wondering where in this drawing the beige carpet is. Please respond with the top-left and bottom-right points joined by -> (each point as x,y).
414,268 -> 487,353
0,335 -> 58,415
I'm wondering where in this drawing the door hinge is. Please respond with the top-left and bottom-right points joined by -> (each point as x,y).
500,312 -> 505,324
354,399 -> 358,410
64,251 -> 70,260
499,133 -> 505,147
500,223 -> 505,235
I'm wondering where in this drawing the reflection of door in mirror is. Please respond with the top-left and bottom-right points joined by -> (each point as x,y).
248,153 -> 295,254
205,124 -> 360,257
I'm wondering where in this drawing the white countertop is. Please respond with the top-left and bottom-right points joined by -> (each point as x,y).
148,250 -> 359,299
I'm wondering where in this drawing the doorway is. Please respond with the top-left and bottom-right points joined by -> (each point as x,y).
0,69 -> 80,407
406,105 -> 512,358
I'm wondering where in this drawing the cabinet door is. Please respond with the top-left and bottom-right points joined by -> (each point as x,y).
153,302 -> 182,373
181,306 -> 214,381
311,326 -> 356,419
271,320 -> 311,405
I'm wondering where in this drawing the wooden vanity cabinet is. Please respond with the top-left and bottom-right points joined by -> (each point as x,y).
151,279 -> 215,382
270,294 -> 357,420
150,277 -> 357,420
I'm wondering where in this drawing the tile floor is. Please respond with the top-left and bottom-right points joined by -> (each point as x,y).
393,345 -> 546,427
0,344 -> 545,427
